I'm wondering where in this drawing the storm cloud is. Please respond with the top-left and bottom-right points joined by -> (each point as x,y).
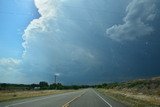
21,0 -> 98,84
0,0 -> 160,84
106,0 -> 156,41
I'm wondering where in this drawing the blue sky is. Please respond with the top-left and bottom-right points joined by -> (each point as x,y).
0,0 -> 39,58
0,0 -> 160,84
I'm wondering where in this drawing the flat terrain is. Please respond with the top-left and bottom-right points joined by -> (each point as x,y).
0,89 -> 127,107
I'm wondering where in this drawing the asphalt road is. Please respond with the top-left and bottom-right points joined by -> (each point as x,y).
0,89 -> 127,107
70,89 -> 127,107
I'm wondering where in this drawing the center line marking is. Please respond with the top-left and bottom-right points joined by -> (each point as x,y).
62,91 -> 86,107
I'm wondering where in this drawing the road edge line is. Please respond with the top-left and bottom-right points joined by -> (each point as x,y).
62,91 -> 86,107
93,89 -> 112,107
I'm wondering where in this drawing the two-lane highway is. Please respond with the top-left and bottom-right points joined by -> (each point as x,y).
69,89 -> 126,107
0,89 -> 127,107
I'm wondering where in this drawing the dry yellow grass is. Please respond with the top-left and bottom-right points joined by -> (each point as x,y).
98,89 -> 160,107
0,90 -> 75,102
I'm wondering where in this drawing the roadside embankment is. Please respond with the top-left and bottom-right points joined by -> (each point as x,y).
98,88 -> 160,107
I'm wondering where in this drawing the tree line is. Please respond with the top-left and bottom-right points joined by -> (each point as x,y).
2,78 -> 157,91
0,81 -> 92,90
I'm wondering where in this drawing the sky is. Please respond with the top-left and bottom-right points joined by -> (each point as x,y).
0,0 -> 160,84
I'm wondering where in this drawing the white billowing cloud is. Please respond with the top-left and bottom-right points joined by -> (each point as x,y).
22,0 -> 58,55
21,0 -> 60,81
22,0 -> 58,58
106,0 -> 156,41
34,0 -> 58,18
21,0 -> 97,82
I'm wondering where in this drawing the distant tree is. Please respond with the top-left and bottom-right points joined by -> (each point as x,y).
30,84 -> 39,90
56,83 -> 64,90
49,83 -> 57,89
39,81 -> 49,90
49,83 -> 64,90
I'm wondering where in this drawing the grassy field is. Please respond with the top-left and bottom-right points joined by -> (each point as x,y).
0,90 -> 75,102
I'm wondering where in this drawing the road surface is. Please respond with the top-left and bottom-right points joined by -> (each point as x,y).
0,89 -> 127,107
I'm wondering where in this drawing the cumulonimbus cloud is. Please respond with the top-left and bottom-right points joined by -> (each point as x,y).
21,0 -> 97,83
106,0 -> 156,41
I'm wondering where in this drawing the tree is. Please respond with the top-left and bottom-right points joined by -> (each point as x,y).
39,81 -> 49,90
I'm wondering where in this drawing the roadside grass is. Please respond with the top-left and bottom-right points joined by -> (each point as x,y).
98,89 -> 160,107
0,90 -> 75,102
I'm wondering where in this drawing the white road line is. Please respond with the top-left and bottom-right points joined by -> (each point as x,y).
62,91 -> 86,107
93,90 -> 112,107
5,91 -> 78,107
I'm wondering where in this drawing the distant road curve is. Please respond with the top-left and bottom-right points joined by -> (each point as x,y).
0,89 -> 127,107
